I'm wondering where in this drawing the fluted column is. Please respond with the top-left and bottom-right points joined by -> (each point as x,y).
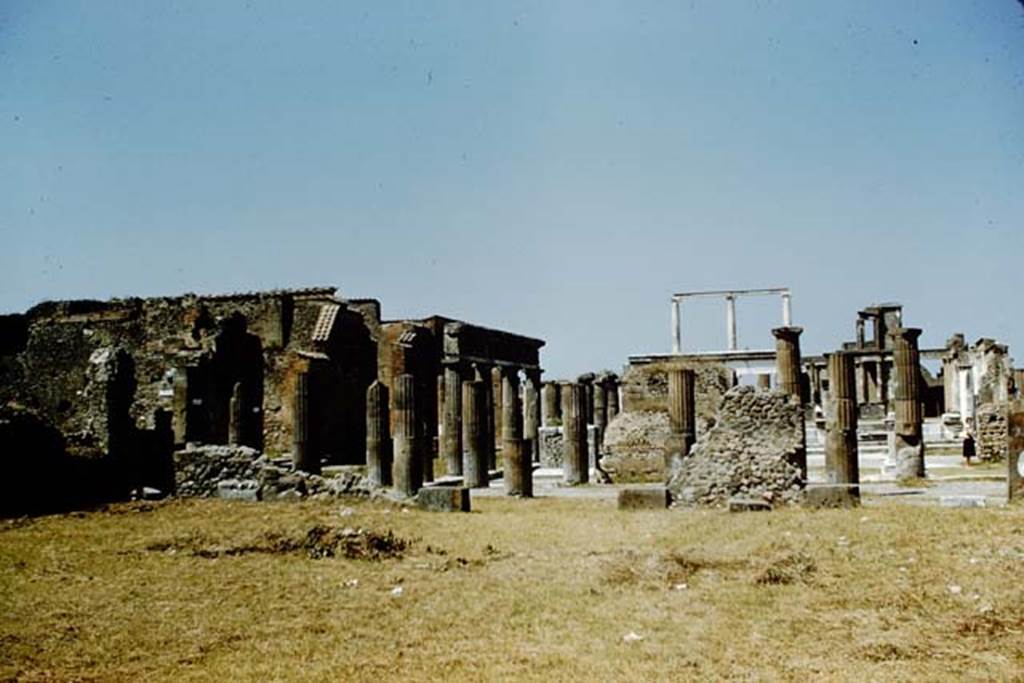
772,326 -> 804,400
292,371 -> 317,473
476,364 -> 496,470
606,374 -> 620,419
366,380 -> 391,487
524,369 -> 542,463
392,373 -> 421,496
462,379 -> 489,488
890,327 -> 925,478
593,377 -> 608,454
542,381 -> 561,426
442,363 -> 463,476
577,373 -> 596,425
667,368 -> 696,469
562,382 -> 588,485
825,352 -> 859,486
228,381 -> 243,446
502,369 -> 531,497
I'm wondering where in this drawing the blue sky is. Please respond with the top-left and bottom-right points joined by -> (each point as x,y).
2,1 -> 1022,376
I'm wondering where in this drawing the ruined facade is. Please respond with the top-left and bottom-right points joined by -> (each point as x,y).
0,286 -> 544,514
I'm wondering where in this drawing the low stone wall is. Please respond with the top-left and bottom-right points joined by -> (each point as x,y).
976,403 -> 1008,462
599,411 -> 673,482
668,386 -> 804,508
539,425 -> 597,469
173,444 -> 370,500
620,359 -> 730,429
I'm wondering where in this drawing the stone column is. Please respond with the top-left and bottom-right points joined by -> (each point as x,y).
392,373 -> 421,496
578,373 -> 596,425
756,374 -> 771,390
562,382 -> 588,485
593,376 -> 608,453
772,326 -> 803,400
890,327 -> 925,479
541,381 -> 561,426
502,369 -> 531,497
491,366 -> 503,465
726,294 -> 738,350
366,380 -> 391,487
474,364 -> 496,471
462,379 -> 489,488
524,369 -> 542,463
442,363 -> 463,476
292,371 -> 318,473
667,368 -> 696,468
607,374 -> 620,419
825,352 -> 859,486
228,381 -> 243,446
773,326 -> 806,479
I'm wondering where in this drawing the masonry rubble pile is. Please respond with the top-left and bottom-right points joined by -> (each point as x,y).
668,386 -> 805,506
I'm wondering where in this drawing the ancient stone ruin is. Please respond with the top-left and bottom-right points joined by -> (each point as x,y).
2,283 -> 1022,515
0,286 -> 544,514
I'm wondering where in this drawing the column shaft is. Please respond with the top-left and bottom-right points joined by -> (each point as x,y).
825,352 -> 859,486
502,370 -> 531,496
442,365 -> 463,475
366,381 -> 392,487
392,373 -> 421,496
562,382 -> 589,485
461,380 -> 489,488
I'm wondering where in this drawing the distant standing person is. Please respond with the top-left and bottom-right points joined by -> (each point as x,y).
962,418 -> 976,467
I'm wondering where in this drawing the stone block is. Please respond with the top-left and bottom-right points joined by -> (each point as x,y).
216,478 -> 260,502
939,495 -> 987,508
728,497 -> 772,513
416,486 -> 471,512
803,484 -> 860,509
617,487 -> 670,510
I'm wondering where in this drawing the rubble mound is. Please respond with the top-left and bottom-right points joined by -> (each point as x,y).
599,411 -> 673,482
668,386 -> 805,507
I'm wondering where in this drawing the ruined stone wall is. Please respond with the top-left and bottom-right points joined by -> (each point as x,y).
620,359 -> 731,431
668,386 -> 805,507
976,403 -> 1009,462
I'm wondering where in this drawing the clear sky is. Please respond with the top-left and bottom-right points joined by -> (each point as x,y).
2,1 -> 1022,377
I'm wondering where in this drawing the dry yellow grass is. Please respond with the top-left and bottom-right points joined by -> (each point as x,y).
3,496 -> 1024,682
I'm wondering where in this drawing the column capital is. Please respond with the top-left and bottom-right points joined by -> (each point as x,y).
888,327 -> 922,344
772,326 -> 803,341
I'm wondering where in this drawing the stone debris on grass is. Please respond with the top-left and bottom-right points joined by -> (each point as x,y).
622,631 -> 644,643
390,586 -> 404,597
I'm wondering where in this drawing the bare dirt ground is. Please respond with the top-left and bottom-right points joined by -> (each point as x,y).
3,491 -> 1024,682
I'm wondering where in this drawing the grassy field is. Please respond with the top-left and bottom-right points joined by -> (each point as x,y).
3,496 -> 1024,682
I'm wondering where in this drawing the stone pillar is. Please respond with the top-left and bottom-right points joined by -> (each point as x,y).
228,381 -> 243,446
502,370 -> 531,497
1007,399 -> 1024,502
593,377 -> 608,454
474,364 -> 496,471
825,352 -> 859,486
292,371 -> 317,473
772,326 -> 803,400
756,374 -> 771,390
890,327 -> 925,479
541,381 -> 561,426
667,368 -> 696,468
671,298 -> 681,354
366,380 -> 391,487
392,373 -> 421,496
442,363 -> 463,476
562,382 -> 588,485
578,373 -> 596,425
462,380 -> 489,488
491,366 -> 502,464
726,294 -> 738,351
607,374 -> 620,419
524,369 -> 542,463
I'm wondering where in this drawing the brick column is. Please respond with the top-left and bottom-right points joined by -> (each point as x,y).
502,369 -> 531,497
442,363 -> 463,476
890,327 -> 925,479
524,369 -> 542,463
392,373 -> 421,496
292,371 -> 318,473
462,379 -> 489,488
366,380 -> 391,487
562,382 -> 589,485
825,351 -> 859,486
667,368 -> 696,469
